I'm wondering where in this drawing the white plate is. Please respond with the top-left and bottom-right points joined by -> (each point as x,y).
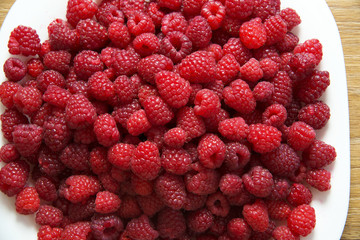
0,0 -> 350,239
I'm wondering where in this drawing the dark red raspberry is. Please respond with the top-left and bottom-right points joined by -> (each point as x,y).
137,192 -> 165,217
0,160 -> 30,197
73,126 -> 96,145
290,53 -> 317,80
37,225 -> 63,240
227,218 -> 252,239
183,192 -> 207,211
87,71 -> 115,101
240,58 -> 264,82
206,191 -> 230,217
296,70 -> 330,104
147,2 -> 164,28
242,200 -> 269,232
264,15 -> 287,45
30,103 -> 53,128
161,147 -> 191,175
66,0 -> 98,27
221,16 -> 242,37
67,197 -> 95,222
157,208 -> 186,238
13,86 -> 42,115
177,107 -> 206,141
127,109 -> 152,136
111,49 -> 141,76
127,12 -> 155,36
35,205 -> 63,227
253,0 -> 278,21
133,33 -> 160,57
73,50 -> 103,80
8,25 -> 41,56
160,31 -> 192,64
254,45 -> 282,67
225,0 -> 254,20
197,134 -> 226,169
243,166 -> 274,198
36,70 -> 66,93
223,79 -> 256,114
144,127 -> 166,150
137,55 -> 173,85
262,103 -> 287,127
306,169 -> 331,191
48,19 -> 80,51
112,100 -> 141,128
113,75 -> 136,105
99,173 -> 122,194
43,85 -> 71,109
179,50 -> 216,84
284,99 -> 301,127
247,123 -> 281,153
268,177 -> 290,200
43,51 -> 71,75
187,208 -> 214,233
185,170 -> 220,195
3,57 -> 27,82
155,173 -> 186,210
266,200 -> 291,220
272,225 -> 298,240
302,140 -> 336,169
240,17 -> 267,49
287,204 -> 316,237
61,222 -> 92,240
218,117 -> 249,141
93,114 -> 120,147
130,174 -> 153,196
294,39 -> 323,65
76,19 -> 108,50
125,215 -> 159,240
201,1 -> 226,30
60,143 -> 90,171
12,124 -> 43,157
287,121 -> 316,151
271,71 -> 293,106
43,113 -> 72,152
0,81 -> 21,109
287,183 -> 312,206
224,142 -> 251,171
142,95 -> 174,126
38,147 -> 65,177
67,81 -> 89,98
158,0 -> 181,10
194,89 -> 221,117
219,174 -> 243,196
131,141 -> 161,181
161,12 -> 188,35
0,143 -> 20,163
35,176 -> 57,202
206,43 -> 224,62
61,175 -> 101,203
183,0 -> 208,16
91,214 -> 123,240
65,94 -> 97,129
163,128 -> 188,148
186,16 -> 212,49
276,32 -> 299,53
108,143 -> 135,171
118,195 -> 142,219
216,54 -> 240,84
138,84 -> 159,105
15,187 -> 40,215
119,0 -> 147,18
96,1 -> 124,27
298,101 -> 330,130
95,191 -> 121,214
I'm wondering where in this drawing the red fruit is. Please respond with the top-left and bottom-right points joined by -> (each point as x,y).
185,170 -> 220,195
13,86 -> 43,115
305,169 -> 331,191
242,200 -> 269,232
61,222 -> 92,240
127,11 -> 155,36
223,79 -> 256,114
108,143 -> 135,171
197,134 -> 226,169
223,38 -> 252,65
35,205 -> 63,227
157,208 -> 186,238
155,173 -> 186,210
161,147 -> 192,175
127,109 -> 152,136
201,1 -> 226,30
272,226 -> 298,240
0,81 -> 21,109
37,225 -> 63,240
287,121 -> 316,151
76,19 -> 108,50
87,71 -> 115,101
3,57 -> 27,82
240,58 -> 264,82
298,101 -> 331,130
8,25 -> 41,56
95,191 -> 121,214
186,16 -> 212,49
61,175 -> 101,203
94,113 -> 120,147
264,15 -> 287,45
194,89 -> 221,118
247,123 -> 282,154
0,160 -> 30,197
176,107 -> 206,141
133,33 -> 160,57
65,94 -> 97,129
163,128 -> 188,149
142,96 -> 174,126
187,208 -> 214,233
91,214 -> 124,240
73,50 -> 104,80
287,204 -> 316,237
219,174 -> 243,196
225,0 -> 254,20
161,12 -> 188,35
160,31 -> 192,64
125,215 -> 159,240
206,191 -> 230,217
12,124 -> 43,157
240,17 -> 267,49
287,183 -> 312,207
242,166 -> 274,198
302,140 -> 336,169
137,54 -> 173,85
227,218 -> 252,240
66,0 -> 98,27
15,187 -> 40,215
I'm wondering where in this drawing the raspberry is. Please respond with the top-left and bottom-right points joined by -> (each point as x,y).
268,177 -> 290,200
305,169 -> 331,191
302,140 -> 336,169
155,71 -> 191,108
287,183 -> 312,206
43,113 -> 72,152
65,94 -> 97,129
290,53 -> 317,80
12,124 -> 42,157
201,1 -> 226,30
266,200 -> 291,220
186,16 -> 212,49
224,142 -> 251,171
13,86 -> 43,115
67,197 -> 95,222
61,222 -> 92,240
127,109 -> 152,136
36,70 -> 66,94
179,51 -> 217,84
48,19 -> 80,51
287,121 -> 316,151
108,143 -> 135,170
3,57 -> 27,82
0,143 -> 20,163
253,0 -> 278,21
35,176 -> 58,202
144,126 -> 165,150
38,147 -> 65,177
119,0 -> 147,18
197,134 -> 226,169
96,2 -> 124,27
112,99 -> 141,128
15,187 -> 40,215
67,81 -> 89,98
37,225 -> 63,240
287,204 -> 316,237
207,43 -> 224,62
113,75 -> 137,105
223,79 -> 256,114
264,15 -> 287,45
155,173 -> 186,210
0,81 -> 21,108
221,16 -> 243,38
111,49 -> 141,76
194,89 -> 220,117
298,101 -> 330,130
262,103 -> 287,127
118,195 -> 142,219
185,170 -> 220,195
240,17 -> 267,49
93,114 -> 120,147
216,55 -> 239,85
161,12 -> 188,35
219,174 -> 243,196
95,191 -> 121,214
61,175 -> 101,203
271,71 -> 293,106
147,2 -> 164,28
2,109 -> 29,143
91,214 -> 123,240
163,128 -> 188,148
160,31 -> 192,64
240,58 -> 264,82
66,0 -> 98,27
161,147 -> 192,175
254,45 -> 282,67
182,192 -> 206,211
157,208 -> 186,238
108,22 -> 131,49
294,39 -> 323,65
35,205 -> 63,227
137,193 -> 165,217
43,51 -> 71,75
73,50 -> 103,80
183,0 -> 208,16
142,96 -> 174,126
296,70 -> 330,104
131,141 -> 161,181
0,160 -> 30,197
133,33 -> 160,57
242,166 -> 274,198
225,0 -> 254,20
187,208 -> 214,233
87,71 -> 115,101
275,32 -> 299,53
125,215 -> 159,240
8,25 -> 41,56
272,226 -> 298,240
227,218 -> 252,239
99,173 -> 121,194
76,19 -> 108,50
158,0 -> 182,10
177,107 -> 206,141
127,12 -> 155,36
131,174 -> 153,196
43,85 -> 71,109
206,191 -> 230,217
242,200 -> 269,232
60,143 -> 90,171
137,55 -> 173,85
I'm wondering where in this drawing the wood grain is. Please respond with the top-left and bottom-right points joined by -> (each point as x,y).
0,0 -> 359,239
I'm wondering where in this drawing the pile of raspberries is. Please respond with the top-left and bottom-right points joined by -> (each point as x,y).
0,0 -> 337,239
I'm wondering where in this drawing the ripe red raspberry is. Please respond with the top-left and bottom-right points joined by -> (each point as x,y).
225,0 -> 254,20
161,147 -> 192,175
144,126 -> 167,149
179,51 -> 216,84
36,70 -> 66,93
194,89 -> 221,117
15,187 -> 40,215
47,19 -> 80,51
111,49 -> 140,76
95,191 -> 121,214
35,205 -> 63,227
288,204 -> 316,237
216,54 -> 239,84
267,177 -> 290,200
201,1 -> 226,30
186,16 -> 212,49
273,225 -> 298,240
206,43 -> 224,62
125,215 -> 159,240
107,22 -> 131,49
38,147 -> 65,177
96,1 -> 124,27
87,71 -> 115,101
61,222 -> 92,240
37,225 -> 63,240
43,85 -> 71,109
3,57 -> 27,82
271,71 -> 293,106
227,218 -> 252,240
112,99 -> 141,128
30,103 -> 53,127
67,81 -> 89,98
221,15 -> 242,38
240,58 -> 264,82
243,166 -> 274,198
302,140 -> 336,169
290,53 -> 317,80
91,214 -> 124,240
74,127 -> 96,145
155,173 -> 186,210
60,143 -> 90,171
294,39 -> 323,65
253,0 -> 278,20
35,176 -> 57,202
296,70 -> 330,104
12,124 -> 43,157
148,2 -> 164,28
187,208 -> 214,233
224,142 -> 250,171
130,174 -> 153,196
13,86 -> 42,115
183,192 -> 206,211
247,123 -> 282,153
155,71 -> 191,108
113,75 -> 136,105
73,50 -> 104,80
118,195 -> 142,219
133,33 -> 160,57
43,51 -> 71,75
266,200 -> 292,220
206,191 -> 230,217
67,197 -> 95,222
137,84 -> 159,105
219,174 -> 243,196
287,183 -> 312,207
65,94 -> 97,129
131,141 -> 161,181
127,12 -> 155,36
264,15 -> 287,45
287,121 -> 316,151
185,170 -> 220,195
0,160 -> 29,197
108,143 -> 135,171
137,192 -> 165,217
183,0 -> 208,16
163,128 -> 188,148
8,25 -> 41,56
119,0 -> 147,17
66,0 -> 98,27
142,96 -> 174,126
262,103 -> 287,127
93,113 -> 120,147
99,173 -> 121,194
240,17 -> 267,49
223,79 -> 256,114
76,19 -> 108,50
137,54 -> 173,85
0,81 -> 21,108
127,109 -> 152,136
159,31 -> 192,64
0,143 -> 20,163
197,134 -> 226,169
276,32 -> 299,53
298,101 -> 330,130
61,175 -> 101,203
242,200 -> 269,232
279,7 -> 301,31
43,113 -> 72,152
177,107 -> 206,141
306,169 -> 331,191
157,208 -> 186,238
158,0 -> 181,10
161,12 -> 188,35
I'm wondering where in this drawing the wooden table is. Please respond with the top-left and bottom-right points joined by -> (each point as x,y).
0,0 -> 359,239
